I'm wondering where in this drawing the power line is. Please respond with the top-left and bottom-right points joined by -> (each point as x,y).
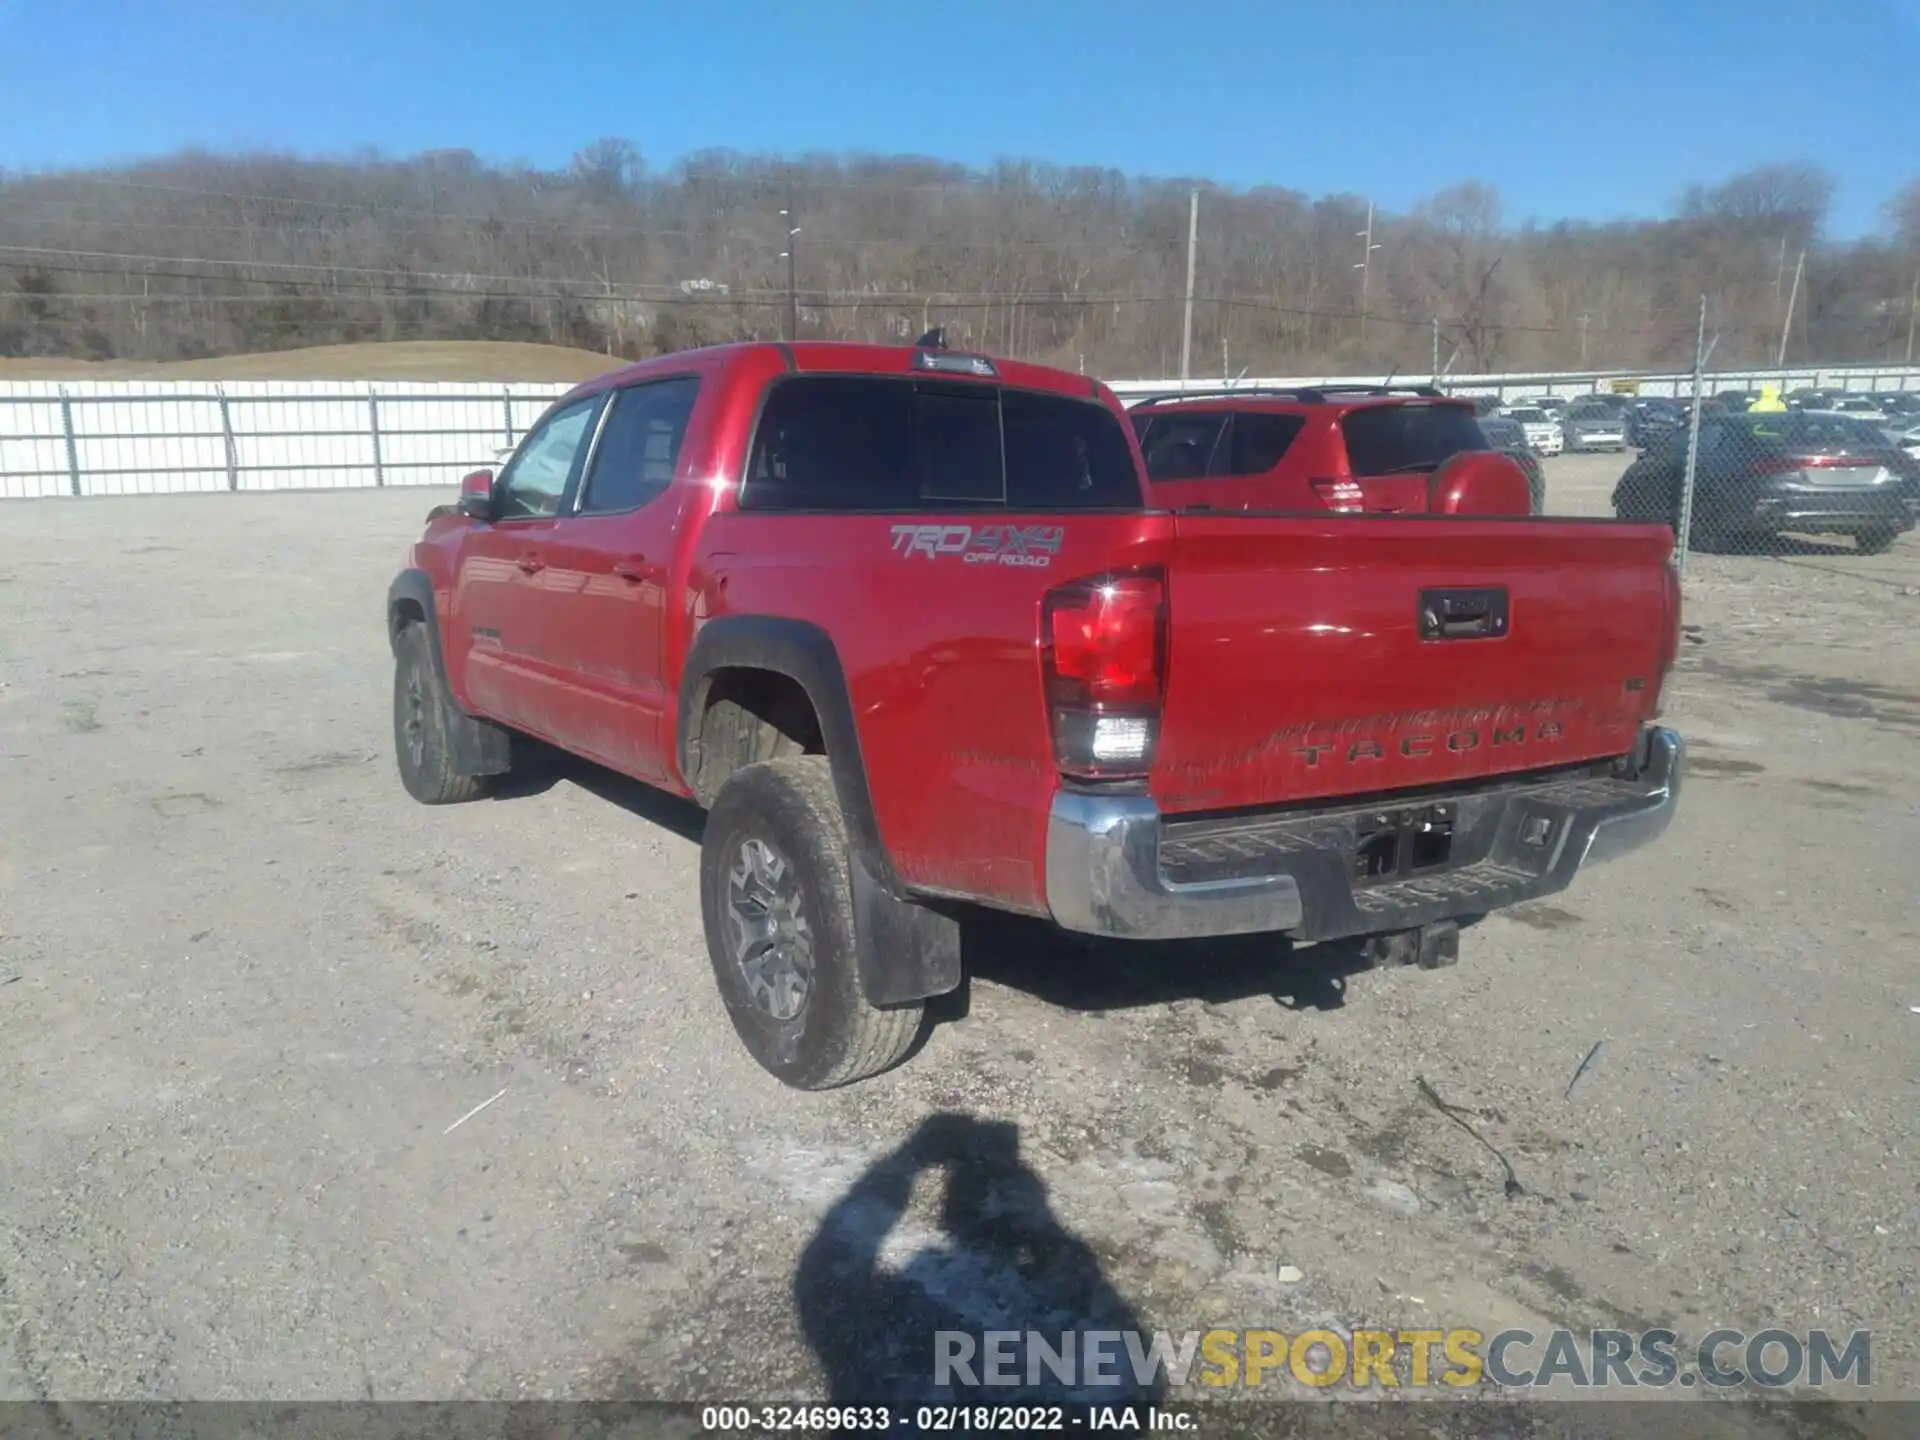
1,190 -> 1153,254
2,255 -> 1687,337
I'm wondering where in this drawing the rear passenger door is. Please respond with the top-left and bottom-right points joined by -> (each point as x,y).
1132,409 -> 1307,509
530,376 -> 702,782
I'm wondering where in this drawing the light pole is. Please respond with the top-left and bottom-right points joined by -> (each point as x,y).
1776,249 -> 1805,368
1354,200 -> 1381,347
779,194 -> 799,342
1907,274 -> 1917,365
1179,187 -> 1199,383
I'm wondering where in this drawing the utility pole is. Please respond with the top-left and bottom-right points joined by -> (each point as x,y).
779,185 -> 799,343
1431,316 -> 1440,384
1776,248 -> 1805,367
1179,187 -> 1199,383
1773,236 -> 1788,320
1906,274 -> 1917,365
1576,312 -> 1591,369
1354,200 -> 1381,346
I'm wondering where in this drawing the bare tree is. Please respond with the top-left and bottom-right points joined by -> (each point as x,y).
0,147 -> 1912,374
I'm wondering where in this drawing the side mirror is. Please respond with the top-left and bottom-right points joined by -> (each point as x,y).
456,469 -> 495,521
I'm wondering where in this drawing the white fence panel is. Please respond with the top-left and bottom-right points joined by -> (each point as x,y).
0,389 -> 69,499
75,389 -> 229,496
0,365 -> 1912,500
230,389 -> 376,492
0,378 -> 575,498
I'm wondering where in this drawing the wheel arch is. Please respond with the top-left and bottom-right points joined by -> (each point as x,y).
677,616 -> 962,1007
677,615 -> 893,890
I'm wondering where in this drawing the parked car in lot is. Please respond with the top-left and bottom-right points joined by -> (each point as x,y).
388,338 -> 1684,1088
1562,401 -> 1628,452
1614,410 -> 1920,554
1785,387 -> 1837,410
1479,415 -> 1548,512
1625,398 -> 1687,450
1714,390 -> 1759,412
1126,384 -> 1533,515
1870,392 -> 1920,420
1503,406 -> 1564,456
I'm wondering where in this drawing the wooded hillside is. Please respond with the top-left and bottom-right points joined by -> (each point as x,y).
3,144 -> 1915,377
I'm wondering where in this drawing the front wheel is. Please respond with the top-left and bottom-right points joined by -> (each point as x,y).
700,757 -> 923,1089
393,623 -> 489,805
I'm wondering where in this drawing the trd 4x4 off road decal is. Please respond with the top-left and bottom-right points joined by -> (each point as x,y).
889,523 -> 1064,568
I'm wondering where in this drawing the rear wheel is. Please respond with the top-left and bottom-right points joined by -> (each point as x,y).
700,757 -> 923,1089
1856,526 -> 1900,555
393,623 -> 488,805
1684,514 -> 1733,555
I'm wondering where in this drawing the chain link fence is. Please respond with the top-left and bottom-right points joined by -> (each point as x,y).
1475,373 -> 1920,591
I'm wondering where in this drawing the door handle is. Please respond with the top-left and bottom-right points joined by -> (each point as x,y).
612,557 -> 647,583
516,553 -> 545,575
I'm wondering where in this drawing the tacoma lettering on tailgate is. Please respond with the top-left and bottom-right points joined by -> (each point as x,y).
890,523 -> 1064,568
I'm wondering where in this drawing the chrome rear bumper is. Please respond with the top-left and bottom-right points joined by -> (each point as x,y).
1045,726 -> 1684,942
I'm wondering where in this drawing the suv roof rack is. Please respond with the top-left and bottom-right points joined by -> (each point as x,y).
1129,384 -> 1448,409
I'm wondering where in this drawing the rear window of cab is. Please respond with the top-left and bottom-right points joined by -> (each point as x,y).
740,375 -> 1143,511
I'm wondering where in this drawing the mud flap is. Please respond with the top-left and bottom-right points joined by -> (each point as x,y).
445,700 -> 513,778
849,851 -> 963,1006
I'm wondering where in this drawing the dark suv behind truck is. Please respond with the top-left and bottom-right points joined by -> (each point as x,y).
1615,410 -> 1920,553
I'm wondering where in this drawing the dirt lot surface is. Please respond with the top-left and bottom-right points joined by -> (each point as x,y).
1,462 -> 1915,1430
0,340 -> 625,382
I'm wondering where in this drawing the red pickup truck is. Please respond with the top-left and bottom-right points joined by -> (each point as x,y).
388,340 -> 1685,1090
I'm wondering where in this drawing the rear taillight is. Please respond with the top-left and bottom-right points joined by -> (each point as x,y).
1311,479 -> 1366,512
1041,570 -> 1167,779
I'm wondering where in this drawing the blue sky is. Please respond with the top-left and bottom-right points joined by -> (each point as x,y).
3,0 -> 1916,237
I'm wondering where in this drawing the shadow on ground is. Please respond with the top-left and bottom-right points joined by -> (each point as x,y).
502,742 -> 1379,1020
794,1112 -> 1163,1417
492,738 -> 706,842
958,913 -> 1373,1017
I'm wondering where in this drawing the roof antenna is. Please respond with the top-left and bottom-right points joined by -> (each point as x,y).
916,326 -> 947,350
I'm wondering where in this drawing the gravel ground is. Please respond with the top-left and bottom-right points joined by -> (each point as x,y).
0,469 -> 1915,1428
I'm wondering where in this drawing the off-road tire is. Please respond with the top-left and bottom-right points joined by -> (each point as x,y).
393,622 -> 488,805
700,756 -> 922,1089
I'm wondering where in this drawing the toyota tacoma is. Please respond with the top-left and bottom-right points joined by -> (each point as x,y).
388,339 -> 1685,1089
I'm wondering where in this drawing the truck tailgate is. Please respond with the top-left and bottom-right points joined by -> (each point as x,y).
1152,515 -> 1678,813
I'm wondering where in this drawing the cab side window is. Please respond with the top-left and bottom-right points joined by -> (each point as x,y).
577,377 -> 702,514
495,396 -> 603,520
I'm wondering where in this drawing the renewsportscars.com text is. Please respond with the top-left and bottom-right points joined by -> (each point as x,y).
934,1327 -> 1872,1391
